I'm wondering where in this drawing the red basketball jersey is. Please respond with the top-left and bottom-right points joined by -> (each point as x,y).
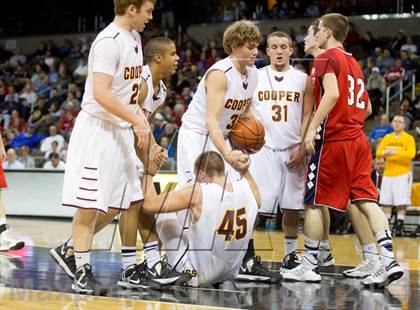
313,47 -> 368,141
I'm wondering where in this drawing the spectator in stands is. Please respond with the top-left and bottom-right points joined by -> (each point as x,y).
305,3 -> 320,17
56,64 -> 72,90
377,49 -> 395,74
152,113 -> 166,142
372,46 -> 382,62
369,114 -> 393,142
60,140 -> 68,162
399,97 -> 415,130
19,82 -> 38,108
18,145 -> 35,168
73,54 -> 88,83
44,140 -> 59,159
400,50 -> 416,71
59,102 -> 78,137
40,125 -> 64,155
9,124 -> 44,150
43,152 -> 65,170
9,48 -> 27,67
384,58 -> 406,84
401,36 -> 417,54
376,115 -> 416,236
0,93 -> 18,129
7,110 -> 26,133
361,31 -> 377,55
160,0 -> 175,30
367,66 -> 386,104
371,157 -> 385,197
391,29 -> 406,51
232,0 -> 247,20
2,148 -> 24,169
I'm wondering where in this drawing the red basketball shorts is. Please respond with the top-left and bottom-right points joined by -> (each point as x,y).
0,161 -> 8,189
304,133 -> 378,211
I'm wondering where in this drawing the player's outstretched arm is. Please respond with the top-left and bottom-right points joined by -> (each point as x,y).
304,73 -> 339,154
142,175 -> 202,214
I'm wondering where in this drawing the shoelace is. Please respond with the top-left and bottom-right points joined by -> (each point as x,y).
353,261 -> 376,272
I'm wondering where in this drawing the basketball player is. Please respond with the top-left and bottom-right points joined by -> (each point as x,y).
56,0 -> 155,294
50,36 -> 190,289
0,134 -> 24,251
245,31 -> 320,274
143,151 -> 260,287
157,20 -> 278,282
283,13 -> 403,288
304,22 -> 381,279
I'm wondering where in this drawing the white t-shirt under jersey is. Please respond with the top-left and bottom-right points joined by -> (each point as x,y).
252,65 -> 307,150
188,179 -> 259,285
181,57 -> 258,137
140,64 -> 167,120
81,22 -> 143,128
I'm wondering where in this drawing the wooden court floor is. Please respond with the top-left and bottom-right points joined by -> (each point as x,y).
1,217 -> 419,309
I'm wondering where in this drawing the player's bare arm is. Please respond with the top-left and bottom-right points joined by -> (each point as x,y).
142,175 -> 202,219
0,134 -> 5,161
288,76 -> 314,169
93,72 -> 150,149
241,171 -> 261,208
365,98 -> 372,119
205,70 -> 248,169
304,72 -> 339,154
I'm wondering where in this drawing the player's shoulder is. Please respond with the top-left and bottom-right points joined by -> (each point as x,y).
210,57 -> 232,72
94,23 -> 121,41
289,66 -> 308,79
141,64 -> 152,80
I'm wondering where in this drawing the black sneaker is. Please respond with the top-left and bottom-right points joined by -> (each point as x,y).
71,264 -> 97,294
143,259 -> 192,286
117,264 -> 156,289
50,242 -> 76,279
394,220 -> 405,237
236,256 -> 282,282
280,251 -> 301,274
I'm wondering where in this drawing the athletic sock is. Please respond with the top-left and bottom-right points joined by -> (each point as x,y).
376,230 -> 395,263
284,236 -> 298,256
121,246 -> 137,270
144,241 -> 160,268
74,251 -> 91,269
362,242 -> 379,256
243,239 -> 255,263
303,236 -> 319,266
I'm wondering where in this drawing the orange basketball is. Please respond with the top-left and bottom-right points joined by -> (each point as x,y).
229,116 -> 265,152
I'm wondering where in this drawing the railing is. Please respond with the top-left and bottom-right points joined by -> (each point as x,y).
385,69 -> 416,116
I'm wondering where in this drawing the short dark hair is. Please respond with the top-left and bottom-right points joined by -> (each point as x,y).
114,0 -> 156,16
144,37 -> 174,63
194,151 -> 225,178
49,152 -> 60,160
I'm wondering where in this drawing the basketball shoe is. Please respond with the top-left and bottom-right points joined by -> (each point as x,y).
280,251 -> 301,274
318,249 -> 335,267
343,252 -> 379,279
282,257 -> 321,282
361,259 -> 404,288
137,258 -> 192,286
117,263 -> 158,289
236,255 -> 282,282
50,241 -> 76,279
0,224 -> 25,251
72,263 -> 97,294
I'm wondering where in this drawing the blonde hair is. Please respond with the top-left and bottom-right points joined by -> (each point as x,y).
223,20 -> 261,54
320,13 -> 349,43
114,0 -> 156,15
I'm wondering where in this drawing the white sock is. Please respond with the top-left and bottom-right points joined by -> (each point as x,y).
319,239 -> 331,251
121,246 -> 137,269
144,241 -> 160,268
0,218 -> 7,226
397,214 -> 405,221
303,236 -> 319,266
362,242 -> 379,256
376,230 -> 395,262
74,251 -> 91,269
284,237 -> 297,256
66,236 -> 73,247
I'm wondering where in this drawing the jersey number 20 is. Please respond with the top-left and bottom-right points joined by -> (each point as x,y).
347,75 -> 366,109
217,208 -> 247,242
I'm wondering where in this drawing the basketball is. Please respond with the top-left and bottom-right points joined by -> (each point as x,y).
229,116 -> 265,152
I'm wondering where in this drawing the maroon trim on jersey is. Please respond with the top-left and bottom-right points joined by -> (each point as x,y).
275,76 -> 284,83
224,67 -> 232,73
257,211 -> 277,218
113,32 -> 120,39
82,177 -> 97,181
84,167 -> 97,170
79,187 -> 98,192
76,197 -> 97,202
243,82 -> 248,89
62,203 -> 106,214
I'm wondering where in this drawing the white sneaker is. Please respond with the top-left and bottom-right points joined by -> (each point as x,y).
343,253 -> 379,279
282,258 -> 321,283
361,259 -> 404,289
0,230 -> 25,251
318,250 -> 335,267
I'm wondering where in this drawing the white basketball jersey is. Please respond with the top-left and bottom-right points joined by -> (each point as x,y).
181,57 -> 258,137
188,179 -> 258,285
252,66 -> 307,149
141,64 -> 167,120
81,22 -> 143,128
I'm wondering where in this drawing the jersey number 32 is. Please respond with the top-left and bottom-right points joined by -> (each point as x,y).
347,75 -> 366,109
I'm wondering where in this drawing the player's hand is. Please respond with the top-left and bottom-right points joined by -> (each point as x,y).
132,121 -> 151,151
144,159 -> 159,176
287,146 -> 305,172
226,150 -> 249,173
151,145 -> 168,167
304,127 -> 317,155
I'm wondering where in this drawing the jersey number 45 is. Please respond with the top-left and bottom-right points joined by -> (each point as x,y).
217,208 -> 247,242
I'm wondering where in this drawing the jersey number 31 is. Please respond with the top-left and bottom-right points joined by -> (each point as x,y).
217,208 -> 247,242
347,75 -> 366,109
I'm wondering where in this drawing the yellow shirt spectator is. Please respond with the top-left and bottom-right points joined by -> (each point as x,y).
376,130 -> 416,177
